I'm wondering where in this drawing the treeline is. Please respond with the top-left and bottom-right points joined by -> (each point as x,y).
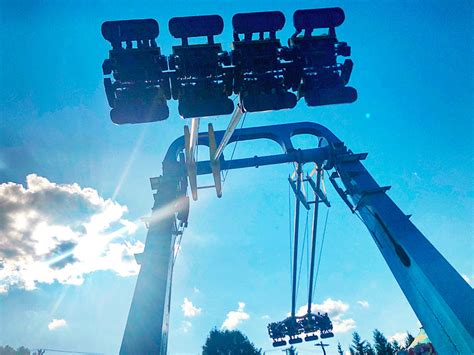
0,346 -> 30,355
201,328 -> 415,355
337,330 -> 415,355
1,328 -> 416,355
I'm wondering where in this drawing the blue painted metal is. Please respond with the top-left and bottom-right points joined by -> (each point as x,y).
331,144 -> 474,354
232,11 -> 285,34
102,19 -> 159,45
169,15 -> 224,39
293,8 -> 345,31
289,176 -> 311,210
121,121 -> 473,354
120,172 -> 188,354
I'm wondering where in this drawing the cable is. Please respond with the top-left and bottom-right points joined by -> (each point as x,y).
221,112 -> 247,183
312,207 -> 330,297
288,183 -> 293,291
305,182 -> 310,288
296,204 -> 309,301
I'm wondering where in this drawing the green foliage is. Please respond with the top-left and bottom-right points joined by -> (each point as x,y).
404,332 -> 415,349
344,329 -> 419,354
337,342 -> 345,355
351,331 -> 363,354
0,346 -> 30,355
350,332 -> 367,355
391,340 -> 401,352
350,332 -> 379,355
373,329 -> 394,355
365,343 -> 376,355
202,328 -> 262,355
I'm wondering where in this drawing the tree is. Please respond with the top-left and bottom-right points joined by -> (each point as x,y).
365,343 -> 376,355
350,332 -> 376,355
373,329 -> 394,355
202,328 -> 262,355
350,332 -> 366,355
337,342 -> 345,355
404,332 -> 415,349
391,340 -> 401,352
15,347 -> 30,355
0,346 -> 30,355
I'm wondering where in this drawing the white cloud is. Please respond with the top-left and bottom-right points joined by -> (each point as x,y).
221,302 -> 250,330
462,274 -> 473,287
357,300 -> 370,308
261,315 -> 270,320
0,175 -> 143,293
332,315 -> 356,333
182,297 -> 201,317
389,332 -> 408,344
295,298 -> 355,334
296,298 -> 349,317
180,320 -> 192,333
48,318 -> 67,330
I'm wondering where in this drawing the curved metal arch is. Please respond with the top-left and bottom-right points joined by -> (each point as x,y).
163,121 -> 342,165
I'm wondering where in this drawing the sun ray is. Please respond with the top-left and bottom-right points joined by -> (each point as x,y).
112,126 -> 148,200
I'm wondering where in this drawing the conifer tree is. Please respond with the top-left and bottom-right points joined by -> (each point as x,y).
391,340 -> 401,352
337,342 -> 344,355
350,332 -> 366,355
373,329 -> 394,355
404,332 -> 415,349
365,343 -> 376,355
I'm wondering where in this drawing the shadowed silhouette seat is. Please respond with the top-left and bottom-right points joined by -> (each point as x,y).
288,8 -> 357,107
102,19 -> 170,124
168,15 -> 234,118
231,11 -> 297,112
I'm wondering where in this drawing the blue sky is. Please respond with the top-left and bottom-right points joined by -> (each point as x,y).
0,1 -> 472,354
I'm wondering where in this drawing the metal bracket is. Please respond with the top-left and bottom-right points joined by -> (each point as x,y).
306,174 -> 331,207
289,176 -> 310,210
328,171 -> 355,212
352,186 -> 391,212
184,125 -> 198,200
208,124 -> 222,198
337,152 -> 368,163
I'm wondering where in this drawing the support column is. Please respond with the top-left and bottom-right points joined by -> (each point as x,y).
120,175 -> 180,354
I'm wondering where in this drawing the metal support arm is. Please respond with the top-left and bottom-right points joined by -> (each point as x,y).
332,146 -> 474,354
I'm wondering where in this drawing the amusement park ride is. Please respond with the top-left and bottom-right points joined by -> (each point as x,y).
100,7 -> 473,355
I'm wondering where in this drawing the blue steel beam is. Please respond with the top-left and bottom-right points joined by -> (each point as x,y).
120,174 -> 185,354
331,146 -> 474,354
